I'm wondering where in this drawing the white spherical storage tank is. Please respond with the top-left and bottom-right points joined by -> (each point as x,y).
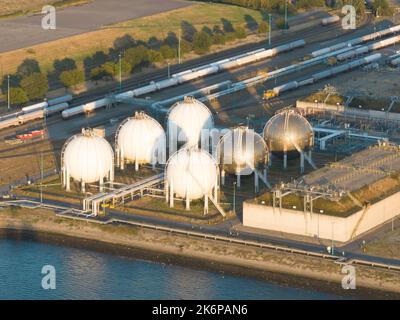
115,111 -> 166,171
165,147 -> 218,212
167,97 -> 213,150
61,128 -> 114,192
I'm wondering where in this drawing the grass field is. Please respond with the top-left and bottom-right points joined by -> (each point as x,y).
0,0 -> 91,18
0,2 -> 264,75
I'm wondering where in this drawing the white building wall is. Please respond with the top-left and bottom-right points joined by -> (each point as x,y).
243,191 -> 400,242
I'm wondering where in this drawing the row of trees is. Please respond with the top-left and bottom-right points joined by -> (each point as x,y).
1,59 -> 49,105
3,17 -> 268,106
206,0 -> 392,17
196,0 -> 324,12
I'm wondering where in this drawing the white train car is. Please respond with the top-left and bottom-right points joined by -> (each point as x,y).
46,102 -> 69,115
21,101 -> 48,113
322,15 -> 340,26
47,94 -> 73,106
61,98 -> 108,119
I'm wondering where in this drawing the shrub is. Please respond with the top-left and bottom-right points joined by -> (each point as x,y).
90,67 -> 110,82
124,45 -> 149,68
17,59 -> 41,78
8,87 -> 29,105
59,69 -> 84,89
53,58 -> 76,78
212,33 -> 226,45
20,72 -> 49,100
257,21 -> 269,34
160,45 -> 176,60
275,17 -> 288,29
1,74 -> 22,94
193,31 -> 212,54
234,26 -> 247,39
147,50 -> 164,63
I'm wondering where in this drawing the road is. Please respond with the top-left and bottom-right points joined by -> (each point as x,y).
0,0 -> 191,52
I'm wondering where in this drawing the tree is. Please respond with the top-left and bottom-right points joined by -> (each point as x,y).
101,62 -> 116,78
119,59 -> 132,76
212,33 -> 226,45
20,73 -> 48,100
112,59 -> 132,77
234,26 -> 247,39
54,58 -> 76,78
338,0 -> 366,16
372,0 -> 392,16
90,67 -> 110,82
193,31 -> 212,54
113,34 -> 136,51
147,50 -> 164,63
60,69 -> 84,89
275,17 -> 288,29
296,0 -> 325,9
257,21 -> 269,34
164,32 -> 179,48
84,51 -> 108,74
160,45 -> 176,60
17,59 -> 41,78
180,39 -> 193,54
8,87 -> 28,105
1,74 -> 22,94
124,45 -> 149,69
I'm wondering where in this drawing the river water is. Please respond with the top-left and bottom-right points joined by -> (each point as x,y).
0,239 -> 342,300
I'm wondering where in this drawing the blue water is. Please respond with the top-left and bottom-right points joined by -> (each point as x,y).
0,239 -> 342,299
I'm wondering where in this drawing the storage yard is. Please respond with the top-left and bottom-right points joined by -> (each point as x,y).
1,14 -> 400,253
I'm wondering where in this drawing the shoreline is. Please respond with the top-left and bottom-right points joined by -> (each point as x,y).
1,209 -> 400,299
0,228 -> 363,299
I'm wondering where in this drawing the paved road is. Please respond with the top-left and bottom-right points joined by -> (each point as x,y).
0,0 -> 191,52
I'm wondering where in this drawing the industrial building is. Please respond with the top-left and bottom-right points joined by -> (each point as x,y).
243,142 -> 400,242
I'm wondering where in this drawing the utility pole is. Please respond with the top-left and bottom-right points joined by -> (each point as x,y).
40,151 -> 43,205
268,13 -> 272,46
178,29 -> 181,64
7,74 -> 10,110
331,221 -> 335,255
233,181 -> 237,214
118,53 -> 122,92
284,0 -> 288,30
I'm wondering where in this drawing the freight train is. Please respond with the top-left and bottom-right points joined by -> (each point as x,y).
264,54 -> 382,98
61,40 -> 306,119
0,95 -> 72,130
311,25 -> 400,58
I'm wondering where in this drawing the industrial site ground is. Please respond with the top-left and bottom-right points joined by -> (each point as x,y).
1,2 -> 400,300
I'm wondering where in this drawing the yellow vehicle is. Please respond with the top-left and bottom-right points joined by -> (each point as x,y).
101,203 -> 116,209
327,57 -> 337,65
257,70 -> 268,77
263,90 -> 277,100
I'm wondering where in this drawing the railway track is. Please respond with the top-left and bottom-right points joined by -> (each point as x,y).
67,22 -> 360,108
0,14 -> 377,141
68,14 -> 375,108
